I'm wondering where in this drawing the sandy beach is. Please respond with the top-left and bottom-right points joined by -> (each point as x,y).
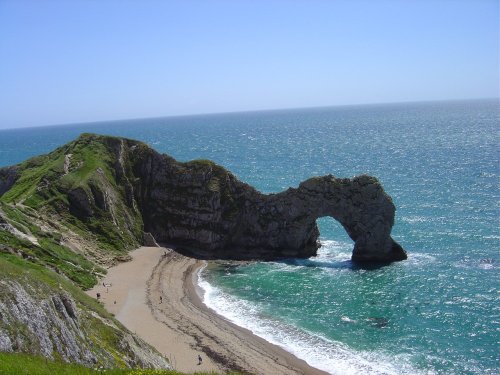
87,246 -> 328,375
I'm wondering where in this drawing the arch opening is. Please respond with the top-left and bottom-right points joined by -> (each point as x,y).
315,216 -> 354,259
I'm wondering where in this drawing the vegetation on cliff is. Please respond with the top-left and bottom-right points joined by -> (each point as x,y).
0,134 -> 144,261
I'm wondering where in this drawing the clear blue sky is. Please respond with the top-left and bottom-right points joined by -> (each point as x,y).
0,0 -> 498,129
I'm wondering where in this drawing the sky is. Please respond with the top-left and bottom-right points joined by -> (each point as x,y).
0,0 -> 498,129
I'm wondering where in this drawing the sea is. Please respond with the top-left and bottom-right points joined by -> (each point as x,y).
0,99 -> 498,374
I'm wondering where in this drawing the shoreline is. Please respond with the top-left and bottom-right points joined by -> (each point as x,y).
88,247 -> 328,375
187,261 -> 329,375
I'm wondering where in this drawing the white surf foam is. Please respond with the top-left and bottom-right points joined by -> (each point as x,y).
197,265 -> 423,375
401,215 -> 428,223
317,239 -> 352,260
404,252 -> 438,266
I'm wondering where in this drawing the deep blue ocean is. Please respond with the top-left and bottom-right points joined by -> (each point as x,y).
0,100 -> 498,374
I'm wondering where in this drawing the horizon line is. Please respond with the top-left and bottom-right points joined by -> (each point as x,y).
1,97 -> 498,132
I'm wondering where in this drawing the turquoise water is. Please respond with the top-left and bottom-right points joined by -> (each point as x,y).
0,100 -> 498,374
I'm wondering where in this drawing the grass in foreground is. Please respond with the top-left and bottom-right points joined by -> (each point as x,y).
0,353 -> 245,375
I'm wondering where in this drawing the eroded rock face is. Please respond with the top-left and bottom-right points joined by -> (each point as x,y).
126,139 -> 406,262
0,280 -> 171,369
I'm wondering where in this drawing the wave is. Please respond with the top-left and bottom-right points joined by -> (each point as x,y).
401,216 -> 428,223
404,252 -> 438,266
197,266 -> 422,375
274,240 -> 354,271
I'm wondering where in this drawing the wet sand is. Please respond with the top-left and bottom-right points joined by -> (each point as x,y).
88,246 -> 328,375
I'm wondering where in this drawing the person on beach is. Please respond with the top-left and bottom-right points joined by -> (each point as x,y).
198,354 -> 202,365
159,296 -> 163,304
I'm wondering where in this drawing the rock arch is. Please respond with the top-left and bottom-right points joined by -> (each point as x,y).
132,143 -> 407,263
223,174 -> 407,262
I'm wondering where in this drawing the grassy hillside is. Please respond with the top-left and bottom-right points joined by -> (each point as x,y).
0,134 -> 145,266
0,213 -> 103,289
0,352 -> 244,375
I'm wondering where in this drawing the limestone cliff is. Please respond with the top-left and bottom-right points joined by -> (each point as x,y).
0,133 -> 406,263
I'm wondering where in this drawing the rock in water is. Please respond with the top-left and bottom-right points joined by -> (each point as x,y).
0,133 -> 407,263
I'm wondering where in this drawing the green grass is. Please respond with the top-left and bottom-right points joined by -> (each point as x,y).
0,133 -> 115,208
0,353 -> 245,375
36,238 -> 100,289
0,352 -> 109,375
0,202 -> 40,235
0,226 -> 103,290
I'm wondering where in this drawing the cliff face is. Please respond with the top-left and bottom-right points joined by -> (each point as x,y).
0,254 -> 171,369
129,145 -> 406,262
0,133 -> 406,263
